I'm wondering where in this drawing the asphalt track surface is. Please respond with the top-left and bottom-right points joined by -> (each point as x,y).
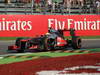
0,39 -> 100,55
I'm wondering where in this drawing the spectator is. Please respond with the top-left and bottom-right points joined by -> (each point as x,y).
78,0 -> 84,7
35,0 -> 40,4
40,0 -> 46,7
5,0 -> 11,4
21,0 -> 31,3
40,0 -> 46,13
96,0 -> 100,14
47,0 -> 53,12
35,0 -> 41,12
47,0 -> 52,5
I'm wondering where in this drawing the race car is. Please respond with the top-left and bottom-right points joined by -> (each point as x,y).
8,28 -> 81,52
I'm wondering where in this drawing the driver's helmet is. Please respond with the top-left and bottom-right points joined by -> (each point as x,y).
45,32 -> 50,35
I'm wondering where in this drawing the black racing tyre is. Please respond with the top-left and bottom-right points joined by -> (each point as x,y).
15,37 -> 24,53
72,37 -> 81,49
17,49 -> 24,53
38,45 -> 45,51
44,38 -> 55,51
18,41 -> 27,53
17,42 -> 26,53
15,37 -> 24,46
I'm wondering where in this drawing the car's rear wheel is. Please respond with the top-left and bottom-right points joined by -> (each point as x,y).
72,37 -> 81,49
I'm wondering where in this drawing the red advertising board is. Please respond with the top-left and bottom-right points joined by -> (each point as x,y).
0,15 -> 99,37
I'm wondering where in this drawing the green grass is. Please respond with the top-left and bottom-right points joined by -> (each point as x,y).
0,48 -> 100,64
0,36 -> 100,40
65,36 -> 100,39
0,37 -> 27,40
0,52 -> 85,64
0,37 -> 18,40
80,36 -> 100,39
87,48 -> 100,52
0,58 -> 32,64
27,52 -> 84,57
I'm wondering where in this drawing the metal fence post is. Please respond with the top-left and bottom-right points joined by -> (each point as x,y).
31,0 -> 34,14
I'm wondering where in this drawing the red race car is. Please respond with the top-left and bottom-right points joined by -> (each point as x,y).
8,28 -> 81,52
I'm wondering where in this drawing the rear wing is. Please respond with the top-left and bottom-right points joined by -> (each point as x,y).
48,27 -> 77,37
58,28 -> 76,37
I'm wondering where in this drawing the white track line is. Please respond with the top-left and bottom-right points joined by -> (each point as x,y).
0,53 -> 33,57
0,57 -> 4,59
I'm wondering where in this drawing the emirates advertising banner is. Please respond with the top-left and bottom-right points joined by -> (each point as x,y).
0,15 -> 100,37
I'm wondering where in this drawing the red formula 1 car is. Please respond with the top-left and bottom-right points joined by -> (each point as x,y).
8,28 -> 81,52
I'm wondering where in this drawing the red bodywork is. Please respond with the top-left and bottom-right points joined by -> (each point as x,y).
8,37 -> 68,51
56,37 -> 67,47
8,29 -> 81,51
8,39 -> 39,50
8,45 -> 38,50
8,45 -> 19,50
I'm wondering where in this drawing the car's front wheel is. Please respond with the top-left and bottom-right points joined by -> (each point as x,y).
44,38 -> 55,51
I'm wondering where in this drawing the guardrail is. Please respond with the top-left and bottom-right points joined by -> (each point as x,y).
0,3 -> 99,15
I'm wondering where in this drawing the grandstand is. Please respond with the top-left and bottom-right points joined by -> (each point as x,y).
0,0 -> 99,14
